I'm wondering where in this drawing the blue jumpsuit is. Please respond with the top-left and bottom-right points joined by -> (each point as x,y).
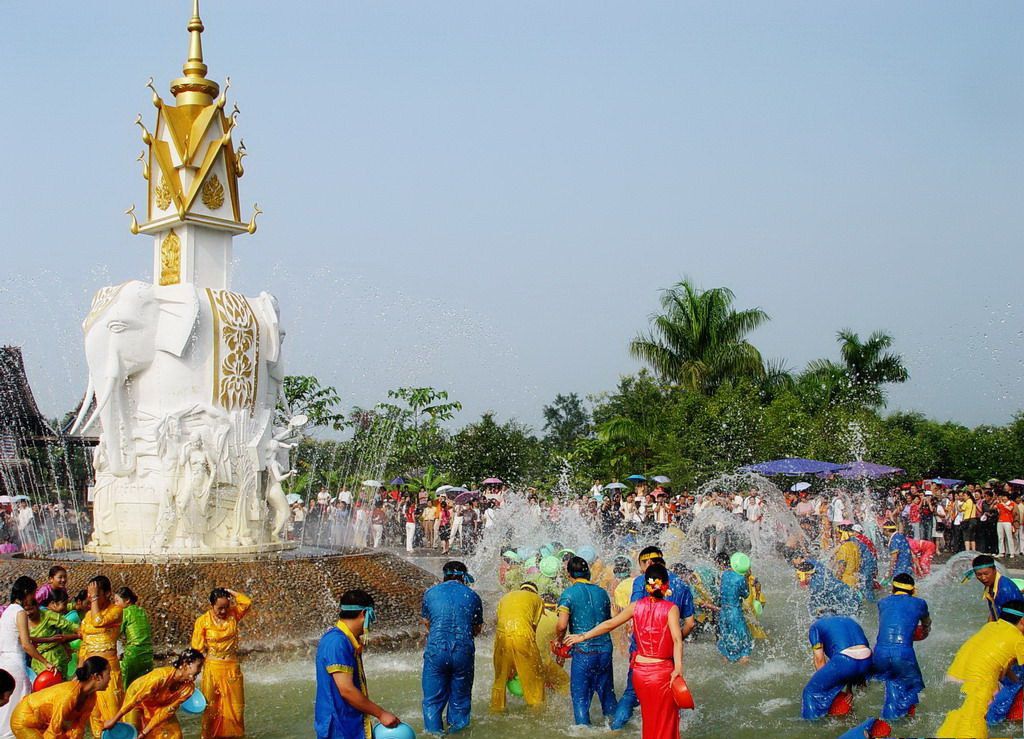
558,580 -> 617,725
717,569 -> 752,662
871,593 -> 929,719
888,533 -> 914,578
611,571 -> 694,730
986,663 -> 1024,725
854,538 -> 878,603
802,616 -> 872,720
806,558 -> 862,618
420,580 -> 484,733
838,717 -> 887,739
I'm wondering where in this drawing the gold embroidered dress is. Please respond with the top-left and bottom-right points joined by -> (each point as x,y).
77,604 -> 123,738
191,592 -> 251,738
118,666 -> 194,739
11,679 -> 97,739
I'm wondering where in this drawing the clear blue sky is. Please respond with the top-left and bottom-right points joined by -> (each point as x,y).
2,2 -> 1022,431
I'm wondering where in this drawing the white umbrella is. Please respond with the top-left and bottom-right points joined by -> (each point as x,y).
436,485 -> 454,494
285,493 -> 302,504
603,482 -> 627,490
651,475 -> 671,484
361,480 -> 383,488
790,481 -> 812,492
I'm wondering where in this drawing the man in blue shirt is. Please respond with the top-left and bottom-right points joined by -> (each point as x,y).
554,556 -> 617,726
888,525 -> 914,579
792,555 -> 862,618
802,614 -> 872,720
611,546 -> 695,730
971,554 -> 1023,621
872,573 -> 930,719
315,590 -> 401,739
421,560 -> 484,734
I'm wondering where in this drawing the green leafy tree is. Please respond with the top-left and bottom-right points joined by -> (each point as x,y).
376,387 -> 461,473
448,412 -> 544,485
277,376 -> 347,431
630,279 -> 770,393
542,393 -> 592,453
804,330 -> 909,409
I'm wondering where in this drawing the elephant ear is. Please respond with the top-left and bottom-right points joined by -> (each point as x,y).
154,284 -> 200,357
254,291 -> 282,363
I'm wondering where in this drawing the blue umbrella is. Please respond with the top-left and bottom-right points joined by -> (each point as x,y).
739,458 -> 848,476
626,474 -> 647,482
603,482 -> 627,490
933,477 -> 964,488
389,477 -> 406,486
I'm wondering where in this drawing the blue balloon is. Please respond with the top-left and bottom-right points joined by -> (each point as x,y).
372,722 -> 417,739
25,667 -> 37,685
577,545 -> 597,564
181,688 -> 207,714
102,723 -> 138,739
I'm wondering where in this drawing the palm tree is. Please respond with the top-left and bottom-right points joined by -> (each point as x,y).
804,329 -> 909,408
630,279 -> 770,393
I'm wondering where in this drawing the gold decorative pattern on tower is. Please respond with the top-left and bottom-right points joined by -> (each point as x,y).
206,288 -> 260,412
201,173 -> 224,210
159,230 -> 182,286
154,178 -> 173,210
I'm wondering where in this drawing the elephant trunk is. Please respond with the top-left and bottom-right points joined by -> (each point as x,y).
91,373 -> 133,477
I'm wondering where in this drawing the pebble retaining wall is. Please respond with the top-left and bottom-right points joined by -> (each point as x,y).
0,550 -> 436,654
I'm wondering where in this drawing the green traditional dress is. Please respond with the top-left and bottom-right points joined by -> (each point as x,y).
29,608 -> 78,675
120,603 -> 154,687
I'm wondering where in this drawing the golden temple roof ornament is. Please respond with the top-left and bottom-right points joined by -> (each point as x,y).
170,0 -> 220,106
130,0 -> 260,236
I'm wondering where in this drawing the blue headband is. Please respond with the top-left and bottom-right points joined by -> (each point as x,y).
444,568 -> 475,584
961,563 -> 998,582
339,604 -> 373,614
1004,608 -> 1024,618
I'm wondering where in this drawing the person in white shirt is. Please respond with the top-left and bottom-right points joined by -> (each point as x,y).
483,503 -> 497,529
730,494 -> 743,516
746,495 -> 763,524
449,504 -> 465,550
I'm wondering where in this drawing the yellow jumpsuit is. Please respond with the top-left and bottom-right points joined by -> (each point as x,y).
834,539 -> 862,589
10,679 -> 96,739
534,605 -> 569,694
192,592 -> 251,738
118,666 -> 194,739
612,578 -> 634,656
491,589 -> 545,711
742,571 -> 768,640
78,604 -> 123,739
937,619 -> 1024,738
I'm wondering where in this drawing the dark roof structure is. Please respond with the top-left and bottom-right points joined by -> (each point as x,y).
0,346 -> 59,496
0,346 -> 58,446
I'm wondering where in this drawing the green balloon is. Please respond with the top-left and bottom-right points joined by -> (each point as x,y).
68,639 -> 82,652
507,676 -> 524,697
539,555 -> 561,578
64,653 -> 78,679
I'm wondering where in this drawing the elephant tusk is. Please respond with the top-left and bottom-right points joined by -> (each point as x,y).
67,375 -> 95,436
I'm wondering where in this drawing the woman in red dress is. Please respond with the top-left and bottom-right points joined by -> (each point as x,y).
565,563 -> 684,738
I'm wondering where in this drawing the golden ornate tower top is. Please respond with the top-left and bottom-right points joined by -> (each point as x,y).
128,0 -> 260,242
170,0 -> 220,106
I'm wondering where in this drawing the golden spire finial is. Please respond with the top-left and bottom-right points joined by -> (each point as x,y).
170,0 -> 219,106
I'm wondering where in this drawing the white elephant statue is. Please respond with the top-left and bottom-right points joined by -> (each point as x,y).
70,279 -> 289,555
